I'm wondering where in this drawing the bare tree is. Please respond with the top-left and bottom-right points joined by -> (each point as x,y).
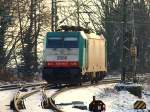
0,0 -> 51,80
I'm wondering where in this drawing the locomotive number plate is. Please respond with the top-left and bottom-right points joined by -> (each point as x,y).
57,56 -> 67,60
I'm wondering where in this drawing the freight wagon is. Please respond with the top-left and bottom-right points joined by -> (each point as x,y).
42,31 -> 107,84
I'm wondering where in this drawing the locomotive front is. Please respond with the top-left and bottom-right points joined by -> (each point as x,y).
42,32 -> 81,84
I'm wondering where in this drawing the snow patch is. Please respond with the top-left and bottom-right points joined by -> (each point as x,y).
55,83 -> 150,112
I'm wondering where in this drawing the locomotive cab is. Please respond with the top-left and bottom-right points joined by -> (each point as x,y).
42,32 -> 81,84
42,31 -> 107,84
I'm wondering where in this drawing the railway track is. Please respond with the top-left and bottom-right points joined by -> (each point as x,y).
0,82 -> 47,91
10,75 -> 150,112
47,78 -> 120,112
11,83 -> 60,112
10,78 -> 120,112
0,75 -> 149,112
14,75 -> 150,112
12,89 -> 40,111
0,82 -> 47,112
10,83 -> 47,112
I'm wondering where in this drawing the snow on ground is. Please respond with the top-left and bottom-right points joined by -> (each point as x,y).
45,89 -> 58,97
20,92 -> 50,112
0,82 -> 149,112
0,90 -> 17,112
55,83 -> 150,112
20,89 -> 57,112
0,85 -> 57,112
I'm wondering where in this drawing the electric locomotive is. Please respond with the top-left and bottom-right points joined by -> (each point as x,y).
42,30 -> 107,84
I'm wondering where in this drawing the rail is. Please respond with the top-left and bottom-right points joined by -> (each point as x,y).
0,82 -> 47,91
47,78 -> 120,112
12,84 -> 46,112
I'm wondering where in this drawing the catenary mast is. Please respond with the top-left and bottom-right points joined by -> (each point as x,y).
121,0 -> 137,83
51,0 -> 58,31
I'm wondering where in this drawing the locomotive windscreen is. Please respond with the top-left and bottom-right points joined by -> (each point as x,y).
47,37 -> 62,48
46,37 -> 78,48
64,37 -> 78,48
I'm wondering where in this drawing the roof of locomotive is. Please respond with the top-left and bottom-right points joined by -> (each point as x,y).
46,31 -> 80,37
46,31 -> 105,40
